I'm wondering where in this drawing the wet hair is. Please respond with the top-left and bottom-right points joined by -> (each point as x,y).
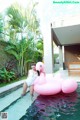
31,62 -> 36,67
31,62 -> 36,66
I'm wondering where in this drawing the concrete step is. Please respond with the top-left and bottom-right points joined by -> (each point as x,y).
5,93 -> 33,120
0,87 -> 23,111
0,79 -> 29,112
0,92 -> 33,120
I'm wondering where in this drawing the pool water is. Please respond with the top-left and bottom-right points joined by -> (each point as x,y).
20,84 -> 80,120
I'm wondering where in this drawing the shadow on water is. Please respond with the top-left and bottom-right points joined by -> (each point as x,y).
20,87 -> 80,120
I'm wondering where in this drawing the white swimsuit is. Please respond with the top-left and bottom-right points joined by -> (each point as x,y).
26,69 -> 38,86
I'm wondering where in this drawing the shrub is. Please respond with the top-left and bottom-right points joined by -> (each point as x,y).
0,68 -> 16,83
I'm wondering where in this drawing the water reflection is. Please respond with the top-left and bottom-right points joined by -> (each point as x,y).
20,88 -> 80,120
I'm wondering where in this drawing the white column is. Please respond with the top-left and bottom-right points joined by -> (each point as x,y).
59,46 -> 63,69
43,25 -> 53,74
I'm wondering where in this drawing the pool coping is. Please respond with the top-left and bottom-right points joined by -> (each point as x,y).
0,79 -> 26,97
0,79 -> 30,112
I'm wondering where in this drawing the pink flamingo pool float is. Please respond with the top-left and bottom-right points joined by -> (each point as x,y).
34,62 -> 78,95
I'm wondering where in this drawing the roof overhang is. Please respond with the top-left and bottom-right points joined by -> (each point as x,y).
51,15 -> 80,46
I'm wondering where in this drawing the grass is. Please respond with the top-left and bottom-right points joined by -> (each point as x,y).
0,76 -> 27,88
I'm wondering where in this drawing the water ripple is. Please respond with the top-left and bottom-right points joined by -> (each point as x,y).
20,87 -> 80,120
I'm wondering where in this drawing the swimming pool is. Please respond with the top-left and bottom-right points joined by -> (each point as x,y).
20,84 -> 80,120
0,84 -> 80,120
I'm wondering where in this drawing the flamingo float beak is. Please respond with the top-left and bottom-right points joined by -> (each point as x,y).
36,64 -> 41,76
36,66 -> 40,76
37,70 -> 40,76
36,62 -> 44,76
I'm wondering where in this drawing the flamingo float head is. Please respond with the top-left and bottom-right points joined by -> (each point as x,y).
36,62 -> 45,76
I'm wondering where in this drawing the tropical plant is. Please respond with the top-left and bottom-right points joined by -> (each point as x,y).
6,3 -> 27,43
6,1 -> 41,42
0,1 -> 43,77
4,37 -> 43,76
36,39 -> 43,60
4,41 -> 22,76
4,38 -> 34,76
26,1 -> 40,38
0,68 -> 15,83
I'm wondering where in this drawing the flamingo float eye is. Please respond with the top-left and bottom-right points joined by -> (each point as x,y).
40,65 -> 42,67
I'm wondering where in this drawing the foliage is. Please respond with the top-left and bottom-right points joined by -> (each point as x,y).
4,38 -> 43,76
6,1 -> 40,42
0,1 -> 43,77
0,68 -> 16,83
54,54 -> 59,64
6,3 -> 27,42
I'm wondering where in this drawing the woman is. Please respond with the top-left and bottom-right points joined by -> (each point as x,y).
21,63 -> 38,97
